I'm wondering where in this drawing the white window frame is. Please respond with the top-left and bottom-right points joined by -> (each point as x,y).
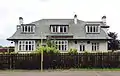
86,25 -> 100,33
21,26 -> 35,33
18,40 -> 35,51
52,40 -> 68,51
92,43 -> 99,51
79,44 -> 85,51
51,25 -> 68,33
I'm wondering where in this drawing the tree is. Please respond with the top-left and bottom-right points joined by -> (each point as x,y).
0,45 -> 2,48
108,32 -> 120,52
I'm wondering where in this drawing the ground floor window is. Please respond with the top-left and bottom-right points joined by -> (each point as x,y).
92,43 -> 99,51
18,40 -> 35,51
52,40 -> 68,51
80,45 -> 85,51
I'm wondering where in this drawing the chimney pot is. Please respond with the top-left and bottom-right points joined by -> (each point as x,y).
74,14 -> 77,24
102,15 -> 106,25
19,17 -> 23,25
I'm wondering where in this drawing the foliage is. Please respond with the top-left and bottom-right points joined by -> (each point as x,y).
108,32 -> 120,52
0,45 -> 2,48
36,46 -> 60,54
46,39 -> 57,48
35,39 -> 60,54
68,48 -> 78,54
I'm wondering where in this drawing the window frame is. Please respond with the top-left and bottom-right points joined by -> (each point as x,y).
18,40 -> 35,51
21,25 -> 35,33
50,25 -> 68,33
86,25 -> 100,33
92,42 -> 99,51
52,40 -> 68,51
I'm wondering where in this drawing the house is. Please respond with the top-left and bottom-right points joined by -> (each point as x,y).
7,15 -> 111,53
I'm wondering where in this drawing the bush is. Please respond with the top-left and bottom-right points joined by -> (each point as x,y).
35,46 -> 60,54
68,48 -> 78,54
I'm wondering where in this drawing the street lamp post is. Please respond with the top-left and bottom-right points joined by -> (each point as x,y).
41,32 -> 43,72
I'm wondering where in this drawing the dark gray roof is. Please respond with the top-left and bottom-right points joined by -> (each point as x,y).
7,19 -> 111,40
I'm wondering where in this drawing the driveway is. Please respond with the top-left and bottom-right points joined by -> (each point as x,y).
0,70 -> 120,76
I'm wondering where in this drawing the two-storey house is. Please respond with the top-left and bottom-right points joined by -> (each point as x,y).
7,15 -> 111,53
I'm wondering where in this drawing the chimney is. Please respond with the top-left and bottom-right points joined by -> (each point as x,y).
102,16 -> 106,25
19,17 -> 23,25
74,14 -> 77,24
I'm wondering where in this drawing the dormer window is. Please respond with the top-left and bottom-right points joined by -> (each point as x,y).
50,25 -> 68,33
86,24 -> 100,33
21,25 -> 35,33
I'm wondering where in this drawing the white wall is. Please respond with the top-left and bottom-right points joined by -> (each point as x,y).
68,40 -> 108,52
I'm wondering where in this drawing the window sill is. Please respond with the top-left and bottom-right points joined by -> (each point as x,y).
21,32 -> 35,34
50,32 -> 68,34
86,32 -> 100,34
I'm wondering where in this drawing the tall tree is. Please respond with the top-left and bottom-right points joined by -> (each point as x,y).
108,32 -> 120,52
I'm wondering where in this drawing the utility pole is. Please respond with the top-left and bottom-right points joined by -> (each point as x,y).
41,32 -> 43,72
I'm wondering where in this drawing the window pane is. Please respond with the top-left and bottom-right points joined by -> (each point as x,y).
64,26 -> 66,32
93,26 -> 96,32
60,26 -> 63,32
22,26 -> 24,32
19,45 -> 21,51
26,45 -> 28,51
83,45 -> 85,51
80,45 -> 82,51
59,45 -> 61,50
29,45 -> 31,51
29,41 -> 31,44
25,26 -> 27,32
65,45 -> 66,50
31,26 -> 33,32
26,41 -> 28,44
87,26 -> 89,32
32,45 -> 34,50
28,26 -> 31,32
53,26 -> 55,32
62,45 -> 64,51
90,26 -> 92,32
56,26 -> 58,32
96,26 -> 98,32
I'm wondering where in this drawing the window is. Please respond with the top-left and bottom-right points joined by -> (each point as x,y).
52,40 -> 68,51
18,40 -> 35,51
86,25 -> 100,33
21,26 -> 35,33
51,25 -> 68,33
80,45 -> 85,51
92,43 -> 99,51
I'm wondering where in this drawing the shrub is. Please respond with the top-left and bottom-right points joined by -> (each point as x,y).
35,46 -> 60,54
68,48 -> 78,54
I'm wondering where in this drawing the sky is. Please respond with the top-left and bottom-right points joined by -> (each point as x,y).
0,0 -> 120,46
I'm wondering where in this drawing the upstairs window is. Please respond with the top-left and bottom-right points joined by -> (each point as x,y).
21,25 -> 35,33
86,25 -> 100,33
50,25 -> 68,33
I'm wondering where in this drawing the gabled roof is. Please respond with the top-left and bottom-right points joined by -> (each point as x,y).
7,19 -> 111,40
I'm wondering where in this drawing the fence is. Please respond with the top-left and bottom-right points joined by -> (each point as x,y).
0,53 -> 120,69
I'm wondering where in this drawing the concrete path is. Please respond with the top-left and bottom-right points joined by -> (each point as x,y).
0,71 -> 120,76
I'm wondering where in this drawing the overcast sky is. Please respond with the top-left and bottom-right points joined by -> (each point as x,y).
0,0 -> 120,46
